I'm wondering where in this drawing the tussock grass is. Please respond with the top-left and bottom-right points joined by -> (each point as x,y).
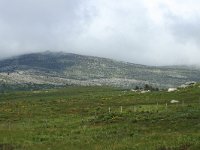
0,85 -> 199,149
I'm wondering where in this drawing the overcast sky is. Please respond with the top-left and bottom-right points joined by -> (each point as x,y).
0,0 -> 200,66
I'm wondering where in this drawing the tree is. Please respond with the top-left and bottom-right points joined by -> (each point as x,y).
135,86 -> 140,90
144,84 -> 150,90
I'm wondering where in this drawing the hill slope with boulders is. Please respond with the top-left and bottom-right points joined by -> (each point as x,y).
0,51 -> 200,90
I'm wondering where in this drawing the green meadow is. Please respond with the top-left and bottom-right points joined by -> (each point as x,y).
0,85 -> 200,150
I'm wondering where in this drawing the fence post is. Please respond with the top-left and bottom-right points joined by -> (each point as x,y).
156,102 -> 159,112
134,106 -> 136,112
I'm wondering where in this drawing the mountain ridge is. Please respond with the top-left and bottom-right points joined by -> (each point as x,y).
0,51 -> 200,89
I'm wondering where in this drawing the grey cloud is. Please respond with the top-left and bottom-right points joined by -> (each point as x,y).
0,0 -> 200,66
168,15 -> 200,44
0,0 -> 89,57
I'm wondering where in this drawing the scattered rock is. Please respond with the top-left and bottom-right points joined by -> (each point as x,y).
170,100 -> 179,104
33,91 -> 40,94
131,89 -> 137,92
185,81 -> 196,86
179,84 -> 189,88
168,88 -> 177,92
141,90 -> 150,94
179,81 -> 196,88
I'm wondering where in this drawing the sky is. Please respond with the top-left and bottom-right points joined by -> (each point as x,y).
0,0 -> 200,66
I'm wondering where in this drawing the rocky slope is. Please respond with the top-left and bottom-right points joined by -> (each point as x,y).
0,51 -> 200,89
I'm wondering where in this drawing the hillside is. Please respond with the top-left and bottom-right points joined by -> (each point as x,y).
0,51 -> 200,89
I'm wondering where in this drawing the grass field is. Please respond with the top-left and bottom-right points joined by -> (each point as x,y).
0,85 -> 200,150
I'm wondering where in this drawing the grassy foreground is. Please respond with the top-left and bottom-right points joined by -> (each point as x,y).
0,85 -> 200,150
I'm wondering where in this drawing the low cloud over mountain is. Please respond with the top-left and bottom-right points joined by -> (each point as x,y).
0,0 -> 200,65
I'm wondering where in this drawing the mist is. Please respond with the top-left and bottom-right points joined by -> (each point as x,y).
0,0 -> 200,66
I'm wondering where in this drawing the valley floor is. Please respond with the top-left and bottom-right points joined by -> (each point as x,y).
0,86 -> 200,150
